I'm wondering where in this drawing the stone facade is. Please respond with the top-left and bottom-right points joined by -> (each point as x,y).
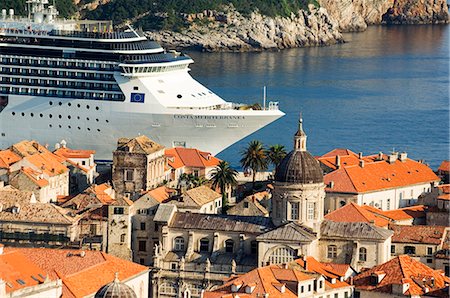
107,200 -> 133,260
112,136 -> 166,197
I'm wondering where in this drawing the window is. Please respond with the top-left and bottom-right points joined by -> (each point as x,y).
120,234 -> 126,243
275,200 -> 281,218
387,199 -> 391,210
391,245 -> 395,254
140,258 -> 145,264
251,241 -> 258,255
138,240 -> 146,252
140,222 -> 146,230
125,169 -> 134,181
90,224 -> 96,235
113,207 -> 124,215
334,294 -> 338,298
244,201 -> 249,208
225,239 -> 234,253
301,285 -> 304,293
344,292 -> 349,298
427,258 -> 433,264
268,246 -> 296,265
308,284 -> 311,291
319,280 -> 323,289
359,247 -> 367,262
427,247 -> 433,255
199,238 -> 209,252
291,202 -> 299,220
307,203 -> 315,220
404,246 -> 416,255
327,245 -> 337,258
174,237 -> 185,251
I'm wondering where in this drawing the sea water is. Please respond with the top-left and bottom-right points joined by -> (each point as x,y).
188,25 -> 449,169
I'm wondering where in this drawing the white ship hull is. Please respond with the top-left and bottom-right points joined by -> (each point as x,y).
0,93 -> 284,160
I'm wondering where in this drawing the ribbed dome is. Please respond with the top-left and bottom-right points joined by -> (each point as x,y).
95,274 -> 137,298
275,150 -> 323,184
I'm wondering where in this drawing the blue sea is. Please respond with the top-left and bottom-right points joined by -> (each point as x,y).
187,25 -> 450,170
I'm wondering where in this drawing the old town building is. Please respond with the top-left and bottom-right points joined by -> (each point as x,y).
151,205 -> 272,298
271,116 -> 326,231
112,135 -> 166,197
353,255 -> 450,297
164,185 -> 222,214
321,149 -> 440,212
0,246 -> 149,298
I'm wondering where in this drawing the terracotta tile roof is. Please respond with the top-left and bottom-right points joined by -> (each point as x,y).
325,203 -> 389,227
183,185 -> 221,206
321,263 -> 352,277
438,160 -> 449,173
0,149 -> 21,169
437,184 -> 450,193
365,205 -> 426,221
294,257 -> 351,289
165,147 -> 221,169
116,135 -> 164,155
0,249 -> 52,293
21,167 -> 49,187
10,140 -> 50,158
2,247 -> 148,298
391,225 -> 447,245
146,186 -> 175,203
24,152 -> 68,177
0,189 -> 77,224
324,158 -> 439,194
210,265 -> 313,297
53,147 -> 95,159
321,148 -> 358,158
437,193 -> 450,201
353,255 -> 450,296
62,184 -> 115,210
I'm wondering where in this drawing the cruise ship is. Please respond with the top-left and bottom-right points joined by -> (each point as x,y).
0,0 -> 284,160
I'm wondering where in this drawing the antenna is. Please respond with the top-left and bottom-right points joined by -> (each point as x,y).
263,86 -> 266,110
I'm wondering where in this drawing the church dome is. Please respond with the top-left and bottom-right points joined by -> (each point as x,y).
95,274 -> 137,298
275,150 -> 323,184
274,116 -> 323,184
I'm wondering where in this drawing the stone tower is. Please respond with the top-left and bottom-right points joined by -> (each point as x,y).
272,115 -> 325,231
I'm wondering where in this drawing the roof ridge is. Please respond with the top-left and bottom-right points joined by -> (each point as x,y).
343,167 -> 361,193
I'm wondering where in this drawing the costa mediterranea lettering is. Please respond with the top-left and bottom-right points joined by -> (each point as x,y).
173,115 -> 245,120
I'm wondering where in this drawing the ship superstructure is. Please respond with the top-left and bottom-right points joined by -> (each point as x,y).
0,0 -> 284,160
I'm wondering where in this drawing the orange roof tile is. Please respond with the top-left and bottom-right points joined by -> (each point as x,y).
438,193 -> 450,201
165,147 -> 221,170
0,249 -> 51,293
324,158 -> 439,194
391,225 -> 447,245
325,203 -> 389,227
11,140 -> 51,158
438,160 -> 449,173
437,184 -> 450,194
54,147 -> 95,159
321,148 -> 358,158
21,167 -> 49,187
25,152 -> 68,177
3,247 -> 148,298
0,149 -> 21,169
369,205 -> 426,221
353,255 -> 450,296
146,186 -> 174,203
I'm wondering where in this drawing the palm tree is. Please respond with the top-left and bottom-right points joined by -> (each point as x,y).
210,161 -> 238,212
240,140 -> 268,189
267,144 -> 287,174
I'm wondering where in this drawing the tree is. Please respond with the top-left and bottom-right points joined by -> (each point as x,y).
267,144 -> 287,173
210,161 -> 238,212
240,140 -> 268,189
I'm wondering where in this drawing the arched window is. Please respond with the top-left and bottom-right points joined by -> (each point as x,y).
267,246 -> 296,265
225,239 -> 234,253
199,238 -> 209,252
327,245 -> 337,258
359,247 -> 367,261
174,237 -> 185,251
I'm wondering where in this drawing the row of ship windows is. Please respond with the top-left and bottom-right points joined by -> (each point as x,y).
0,77 -> 120,91
10,111 -> 109,124
1,87 -> 125,101
1,57 -> 117,71
0,67 -> 115,81
122,64 -> 187,74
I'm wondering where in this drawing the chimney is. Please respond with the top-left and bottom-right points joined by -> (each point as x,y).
388,153 -> 398,164
303,255 -> 307,270
378,152 -> 383,161
399,152 -> 407,162
336,155 -> 341,169
358,152 -> 363,159
431,277 -> 435,287
359,160 -> 365,168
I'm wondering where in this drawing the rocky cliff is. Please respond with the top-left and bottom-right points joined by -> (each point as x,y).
319,0 -> 448,31
146,6 -> 344,52
382,0 -> 449,24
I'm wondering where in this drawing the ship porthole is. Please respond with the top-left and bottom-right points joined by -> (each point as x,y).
177,94 -> 182,99
11,112 -> 15,116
